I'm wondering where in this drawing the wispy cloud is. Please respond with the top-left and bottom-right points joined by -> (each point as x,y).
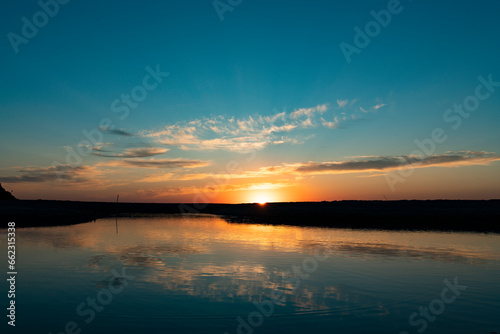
172,151 -> 500,181
99,158 -> 210,169
136,173 -> 175,183
372,103 -> 386,111
0,165 -> 93,183
99,127 -> 136,136
91,147 -> 168,158
289,104 -> 327,119
360,102 -> 386,113
144,101 -> 381,152
292,151 -> 500,175
337,99 -> 348,108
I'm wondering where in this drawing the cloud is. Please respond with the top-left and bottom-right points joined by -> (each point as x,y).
337,99 -> 348,108
99,127 -> 136,136
91,147 -> 168,158
230,182 -> 295,191
136,173 -> 175,183
100,158 -> 210,169
321,117 -> 339,129
175,151 -> 500,181
371,103 -> 386,111
181,137 -> 269,152
177,165 -> 291,181
0,165 -> 93,183
294,151 -> 500,174
289,104 -> 328,119
144,110 -> 307,152
144,101 -> 380,152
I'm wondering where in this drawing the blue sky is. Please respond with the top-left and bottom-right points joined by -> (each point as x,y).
1,0 -> 500,202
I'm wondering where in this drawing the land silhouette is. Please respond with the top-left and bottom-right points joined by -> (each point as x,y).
0,183 -> 16,201
0,188 -> 499,233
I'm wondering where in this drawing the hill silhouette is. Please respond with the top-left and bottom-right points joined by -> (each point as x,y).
0,184 -> 16,200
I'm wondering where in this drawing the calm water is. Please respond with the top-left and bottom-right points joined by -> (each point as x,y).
3,215 -> 500,334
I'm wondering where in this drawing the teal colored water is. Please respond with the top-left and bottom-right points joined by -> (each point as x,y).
3,215 -> 500,334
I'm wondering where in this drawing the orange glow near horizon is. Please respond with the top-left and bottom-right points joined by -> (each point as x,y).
250,191 -> 275,204
6,164 -> 500,203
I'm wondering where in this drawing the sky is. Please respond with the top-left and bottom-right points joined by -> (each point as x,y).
1,0 -> 500,203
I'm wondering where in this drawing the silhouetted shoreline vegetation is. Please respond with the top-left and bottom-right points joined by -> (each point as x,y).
1,199 -> 499,233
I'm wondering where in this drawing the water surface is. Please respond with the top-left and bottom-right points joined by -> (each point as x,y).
4,215 -> 500,333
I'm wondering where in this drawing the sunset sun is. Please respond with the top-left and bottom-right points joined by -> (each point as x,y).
253,193 -> 271,205
256,197 -> 268,205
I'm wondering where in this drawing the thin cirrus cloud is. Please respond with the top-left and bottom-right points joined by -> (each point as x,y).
336,99 -> 348,108
144,101 -> 383,152
99,158 -> 210,169
136,173 -> 176,183
289,104 -> 327,119
0,165 -> 93,183
291,151 -> 500,175
99,127 -> 136,137
91,147 -> 168,158
173,151 -> 500,180
371,103 -> 386,111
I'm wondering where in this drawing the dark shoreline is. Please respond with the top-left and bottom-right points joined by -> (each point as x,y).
1,199 -> 500,233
